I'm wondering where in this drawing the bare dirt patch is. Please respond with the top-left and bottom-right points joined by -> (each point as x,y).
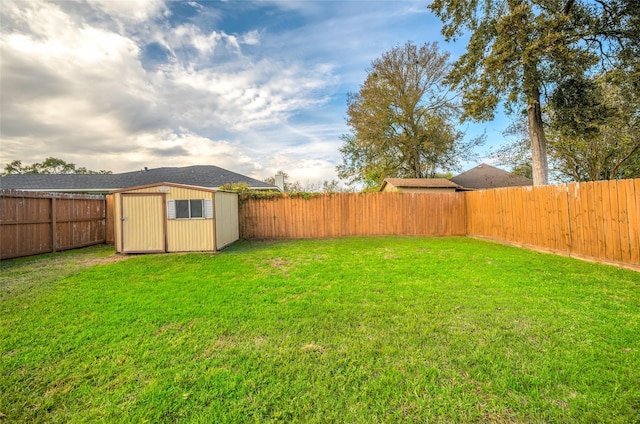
79,254 -> 131,267
1,246 -> 122,297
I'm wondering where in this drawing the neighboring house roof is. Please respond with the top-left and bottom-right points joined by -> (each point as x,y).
450,163 -> 533,190
380,178 -> 461,191
0,165 -> 278,193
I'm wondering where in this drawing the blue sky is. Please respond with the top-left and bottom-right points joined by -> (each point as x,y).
1,0 -> 511,185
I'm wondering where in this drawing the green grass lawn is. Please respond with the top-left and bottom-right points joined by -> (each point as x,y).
1,237 -> 639,423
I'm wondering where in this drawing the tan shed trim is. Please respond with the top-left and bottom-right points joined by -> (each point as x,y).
110,181 -> 219,194
212,195 -> 217,251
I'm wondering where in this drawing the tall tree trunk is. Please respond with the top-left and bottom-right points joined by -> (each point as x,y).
526,85 -> 549,185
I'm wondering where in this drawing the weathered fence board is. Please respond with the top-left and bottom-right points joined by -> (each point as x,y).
239,192 -> 467,239
0,190 -> 106,260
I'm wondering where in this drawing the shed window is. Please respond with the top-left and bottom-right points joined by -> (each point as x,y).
168,199 -> 213,219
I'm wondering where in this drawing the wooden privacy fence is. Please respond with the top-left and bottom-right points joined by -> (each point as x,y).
239,192 -> 466,239
239,179 -> 639,269
0,190 -> 107,260
5,179 -> 637,269
465,179 -> 640,268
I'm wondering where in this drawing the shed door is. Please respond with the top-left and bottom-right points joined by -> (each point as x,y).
121,194 -> 166,253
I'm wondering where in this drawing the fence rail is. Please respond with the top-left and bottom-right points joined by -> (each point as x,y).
239,192 -> 466,239
0,190 -> 106,260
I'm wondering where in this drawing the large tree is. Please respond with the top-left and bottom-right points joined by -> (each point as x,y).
495,71 -> 640,181
337,41 -> 480,189
546,72 -> 640,181
429,0 -> 639,185
2,157 -> 111,175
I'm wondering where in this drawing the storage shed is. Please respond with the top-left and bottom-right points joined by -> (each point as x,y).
111,182 -> 239,254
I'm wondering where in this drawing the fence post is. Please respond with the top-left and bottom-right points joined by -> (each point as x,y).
51,196 -> 57,253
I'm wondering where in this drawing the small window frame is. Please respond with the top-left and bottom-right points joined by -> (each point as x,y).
168,199 -> 213,220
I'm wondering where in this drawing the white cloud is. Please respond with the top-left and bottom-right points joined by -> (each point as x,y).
0,0 -> 338,175
157,57 -> 332,130
0,1 -> 165,162
167,25 -> 237,56
129,130 -> 264,174
258,154 -> 338,185
86,0 -> 166,23
1,0 -> 491,184
240,30 -> 261,46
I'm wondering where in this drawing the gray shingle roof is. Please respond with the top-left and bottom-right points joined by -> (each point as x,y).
0,165 -> 277,193
450,163 -> 533,189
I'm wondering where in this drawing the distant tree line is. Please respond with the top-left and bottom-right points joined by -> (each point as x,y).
264,171 -> 348,193
2,158 -> 112,176
220,171 -> 349,200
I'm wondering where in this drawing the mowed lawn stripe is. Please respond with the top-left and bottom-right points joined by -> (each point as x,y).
1,237 -> 639,422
